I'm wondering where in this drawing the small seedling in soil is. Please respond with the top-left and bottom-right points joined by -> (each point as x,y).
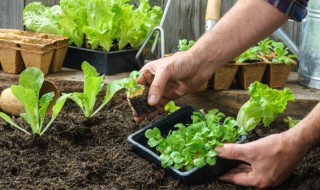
0,68 -> 70,136
164,101 -> 181,114
236,81 -> 295,132
68,61 -> 124,118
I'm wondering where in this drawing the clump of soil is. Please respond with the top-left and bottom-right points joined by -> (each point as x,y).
0,94 -> 319,189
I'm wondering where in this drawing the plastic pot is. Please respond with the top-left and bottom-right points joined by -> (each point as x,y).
63,46 -> 144,75
128,106 -> 247,185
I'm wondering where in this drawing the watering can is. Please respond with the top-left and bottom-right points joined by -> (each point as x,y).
298,0 -> 320,89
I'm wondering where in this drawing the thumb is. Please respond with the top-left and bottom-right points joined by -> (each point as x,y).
147,70 -> 171,106
215,143 -> 248,163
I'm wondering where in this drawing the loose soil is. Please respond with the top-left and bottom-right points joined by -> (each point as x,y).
0,93 -> 319,189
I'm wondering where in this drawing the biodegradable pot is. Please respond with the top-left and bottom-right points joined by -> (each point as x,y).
0,80 -> 59,116
0,29 -> 69,74
128,106 -> 247,186
63,46 -> 144,75
0,40 -> 24,74
237,63 -> 267,90
212,64 -> 238,91
262,63 -> 293,89
20,39 -> 55,76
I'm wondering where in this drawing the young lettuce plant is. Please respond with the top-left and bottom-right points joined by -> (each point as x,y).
271,42 -> 297,65
0,68 -> 70,136
145,109 -> 245,171
113,71 -> 157,116
178,39 -> 195,51
68,61 -> 125,118
236,81 -> 295,132
164,101 -> 181,114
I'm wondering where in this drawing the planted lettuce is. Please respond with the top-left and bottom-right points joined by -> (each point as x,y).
236,81 -> 295,132
0,68 -> 70,136
68,61 -> 125,118
23,0 -> 162,51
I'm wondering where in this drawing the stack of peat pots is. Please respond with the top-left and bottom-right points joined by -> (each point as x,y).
0,29 -> 69,75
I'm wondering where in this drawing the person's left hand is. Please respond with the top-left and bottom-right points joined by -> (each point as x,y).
216,129 -> 309,188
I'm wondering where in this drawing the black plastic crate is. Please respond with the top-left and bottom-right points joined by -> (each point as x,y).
63,46 -> 144,75
128,106 -> 247,186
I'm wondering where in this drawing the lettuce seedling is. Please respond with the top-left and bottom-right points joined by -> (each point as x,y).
236,46 -> 261,63
68,61 -> 125,118
0,68 -> 70,136
237,81 -> 295,132
178,39 -> 195,51
145,109 -> 245,170
257,38 -> 273,56
271,42 -> 297,65
284,117 -> 301,129
112,71 -> 157,116
164,101 -> 181,114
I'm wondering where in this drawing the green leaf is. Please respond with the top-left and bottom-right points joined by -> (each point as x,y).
0,112 -> 31,135
38,92 -> 54,130
193,157 -> 205,168
41,93 -> 71,136
19,67 -> 44,99
206,157 -> 216,166
83,76 -> 104,117
237,82 -> 295,132
164,101 -> 181,114
11,85 -> 39,133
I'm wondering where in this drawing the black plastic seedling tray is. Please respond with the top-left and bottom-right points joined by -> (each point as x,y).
128,106 -> 247,186
63,46 -> 144,75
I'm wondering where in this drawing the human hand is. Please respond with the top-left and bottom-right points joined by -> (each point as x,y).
215,130 -> 309,188
133,51 -> 213,122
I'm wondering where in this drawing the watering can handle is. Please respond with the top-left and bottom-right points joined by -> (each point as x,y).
206,0 -> 221,21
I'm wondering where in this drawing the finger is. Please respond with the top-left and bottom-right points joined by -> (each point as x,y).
215,143 -> 250,163
148,69 -> 171,106
219,170 -> 257,187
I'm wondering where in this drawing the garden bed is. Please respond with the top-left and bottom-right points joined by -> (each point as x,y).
0,92 -> 319,189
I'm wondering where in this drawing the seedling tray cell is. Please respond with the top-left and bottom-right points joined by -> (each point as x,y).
128,106 -> 247,186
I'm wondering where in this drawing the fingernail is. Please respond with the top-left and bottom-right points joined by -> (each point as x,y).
148,94 -> 157,105
215,146 -> 224,154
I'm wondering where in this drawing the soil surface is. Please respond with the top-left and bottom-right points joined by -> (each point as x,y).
0,93 -> 319,190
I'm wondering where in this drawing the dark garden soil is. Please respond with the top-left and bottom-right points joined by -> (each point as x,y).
0,92 -> 319,190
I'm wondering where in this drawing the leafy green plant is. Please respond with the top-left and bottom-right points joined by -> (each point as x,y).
236,46 -> 261,63
257,38 -> 273,56
164,101 -> 181,114
23,0 -> 163,51
68,61 -> 126,118
271,42 -> 297,65
0,68 -> 70,136
145,109 -> 245,171
237,81 -> 295,132
284,117 -> 301,129
117,71 -> 144,95
178,39 -> 195,51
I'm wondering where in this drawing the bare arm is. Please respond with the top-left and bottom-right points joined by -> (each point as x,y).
138,0 -> 289,109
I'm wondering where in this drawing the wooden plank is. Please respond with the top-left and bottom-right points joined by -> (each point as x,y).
0,0 -> 24,29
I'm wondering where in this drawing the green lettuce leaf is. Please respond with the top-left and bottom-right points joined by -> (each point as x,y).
237,82 -> 295,132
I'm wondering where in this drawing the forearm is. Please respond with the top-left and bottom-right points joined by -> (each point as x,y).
189,0 -> 289,72
289,103 -> 320,153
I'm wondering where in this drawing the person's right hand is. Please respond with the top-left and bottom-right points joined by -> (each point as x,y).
134,51 -> 214,122
216,128 -> 310,188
